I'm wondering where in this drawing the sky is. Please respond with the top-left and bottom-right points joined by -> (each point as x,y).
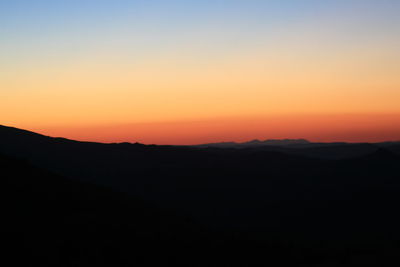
1,0 -> 399,144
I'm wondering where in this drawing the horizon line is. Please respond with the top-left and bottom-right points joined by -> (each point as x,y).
1,124 -> 399,146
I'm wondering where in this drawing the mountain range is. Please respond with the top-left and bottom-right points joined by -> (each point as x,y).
1,124 -> 400,265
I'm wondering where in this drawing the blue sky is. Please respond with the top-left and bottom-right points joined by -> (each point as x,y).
1,0 -> 400,143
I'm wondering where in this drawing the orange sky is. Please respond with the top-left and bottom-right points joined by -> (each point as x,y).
1,1 -> 399,144
22,114 -> 400,145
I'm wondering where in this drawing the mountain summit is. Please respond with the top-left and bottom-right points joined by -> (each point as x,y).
197,138 -> 310,148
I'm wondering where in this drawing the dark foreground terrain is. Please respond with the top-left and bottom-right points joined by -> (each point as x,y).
1,125 -> 400,265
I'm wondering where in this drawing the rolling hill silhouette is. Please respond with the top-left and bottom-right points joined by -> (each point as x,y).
197,138 -> 311,147
2,124 -> 400,265
1,153 -> 220,266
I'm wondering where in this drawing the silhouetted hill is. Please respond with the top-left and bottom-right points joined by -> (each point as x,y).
194,137 -> 400,159
5,153 -> 297,266
2,124 -> 400,265
197,138 -> 310,148
1,154 -> 219,266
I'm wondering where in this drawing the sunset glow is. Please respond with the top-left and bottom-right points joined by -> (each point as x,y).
1,0 -> 399,144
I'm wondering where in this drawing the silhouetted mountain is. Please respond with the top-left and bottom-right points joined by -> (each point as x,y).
197,138 -> 311,148
1,154 -> 217,266
2,124 -> 400,265
246,138 -> 311,146
195,137 -> 400,159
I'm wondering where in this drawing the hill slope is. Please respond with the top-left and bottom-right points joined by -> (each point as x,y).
2,125 -> 400,264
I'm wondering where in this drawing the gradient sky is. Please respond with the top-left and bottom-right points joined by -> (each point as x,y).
1,0 -> 400,144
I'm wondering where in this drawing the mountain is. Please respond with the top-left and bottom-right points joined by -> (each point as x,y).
0,153 -> 219,266
2,124 -> 400,265
196,138 -> 311,148
195,137 -> 400,159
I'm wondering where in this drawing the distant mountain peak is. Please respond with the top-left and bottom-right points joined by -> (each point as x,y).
243,138 -> 310,146
196,138 -> 311,148
263,138 -> 310,145
246,139 -> 263,144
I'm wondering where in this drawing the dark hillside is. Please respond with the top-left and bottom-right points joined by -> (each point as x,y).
2,125 -> 400,265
